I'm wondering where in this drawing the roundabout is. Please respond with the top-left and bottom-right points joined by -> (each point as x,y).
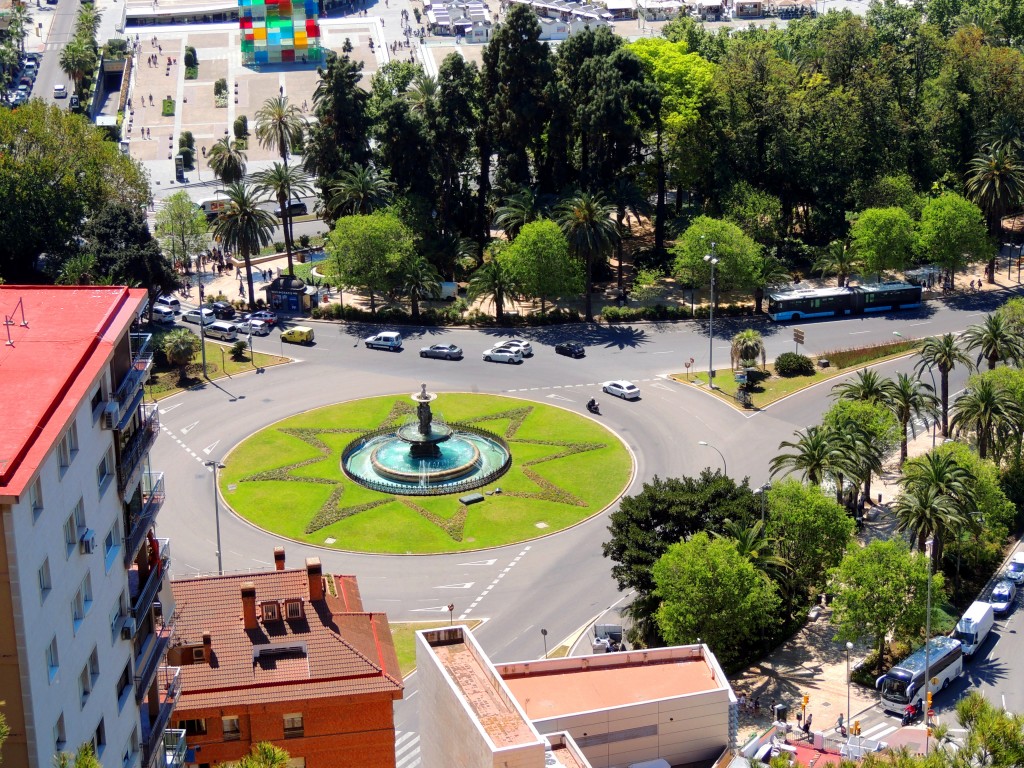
217,389 -> 633,554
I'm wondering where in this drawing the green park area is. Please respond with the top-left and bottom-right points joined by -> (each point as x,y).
218,394 -> 633,554
146,335 -> 290,400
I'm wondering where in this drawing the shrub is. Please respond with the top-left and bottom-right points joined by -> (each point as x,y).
184,46 -> 198,67
178,131 -> 194,150
821,340 -> 918,370
273,241 -> 285,253
230,340 -> 248,360
215,77 -> 228,96
106,39 -> 128,57
233,115 -> 248,139
774,352 -> 815,377
161,98 -> 175,117
178,147 -> 194,169
298,234 -> 311,248
185,66 -> 198,80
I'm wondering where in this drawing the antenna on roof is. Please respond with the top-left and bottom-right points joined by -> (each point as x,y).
4,296 -> 29,346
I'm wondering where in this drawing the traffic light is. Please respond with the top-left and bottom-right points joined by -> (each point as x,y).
802,695 -> 809,708
928,728 -> 933,737
853,720 -> 860,736
926,692 -> 933,709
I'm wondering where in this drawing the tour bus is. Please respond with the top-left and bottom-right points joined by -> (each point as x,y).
876,636 -> 963,714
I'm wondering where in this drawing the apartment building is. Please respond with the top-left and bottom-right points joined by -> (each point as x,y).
168,550 -> 404,768
0,286 -> 182,768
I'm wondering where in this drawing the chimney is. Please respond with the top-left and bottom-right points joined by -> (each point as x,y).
241,582 -> 257,629
202,632 -> 212,664
306,557 -> 323,601
274,547 -> 286,571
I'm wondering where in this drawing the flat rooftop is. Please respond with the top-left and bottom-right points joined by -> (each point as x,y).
500,653 -> 720,720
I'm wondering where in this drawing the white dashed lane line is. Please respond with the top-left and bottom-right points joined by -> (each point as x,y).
160,425 -> 209,467
460,545 -> 531,619
505,378 -> 657,393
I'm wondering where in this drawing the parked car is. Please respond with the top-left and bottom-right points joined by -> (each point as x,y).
281,326 -> 314,344
555,342 -> 586,359
494,339 -> 533,357
991,579 -> 1016,615
1005,552 -> 1024,585
420,343 -> 463,360
482,347 -> 523,364
238,318 -> 269,336
53,84 -> 67,98
602,380 -> 641,400
274,199 -> 308,217
244,310 -> 278,327
155,295 -> 181,313
364,332 -> 403,351
210,301 -> 236,320
182,308 -> 215,326
151,306 -> 175,325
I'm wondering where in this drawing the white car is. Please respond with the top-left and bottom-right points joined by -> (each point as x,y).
238,319 -> 269,336
493,339 -> 533,357
603,380 -> 640,400
182,308 -> 215,326
1005,552 -> 1024,585
53,84 -> 67,99
364,331 -> 403,351
991,579 -> 1016,615
482,347 -> 523,364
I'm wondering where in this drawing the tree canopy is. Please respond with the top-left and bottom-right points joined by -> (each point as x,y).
324,210 -> 415,312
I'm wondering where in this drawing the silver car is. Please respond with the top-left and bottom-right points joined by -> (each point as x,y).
482,347 -> 522,364
420,343 -> 463,360
494,339 -> 533,357
602,380 -> 641,400
991,579 -> 1016,615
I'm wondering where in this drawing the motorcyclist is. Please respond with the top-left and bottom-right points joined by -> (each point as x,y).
587,398 -> 599,412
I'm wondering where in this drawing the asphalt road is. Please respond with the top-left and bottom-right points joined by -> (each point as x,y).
33,0 -> 76,107
151,288 -> 1020,737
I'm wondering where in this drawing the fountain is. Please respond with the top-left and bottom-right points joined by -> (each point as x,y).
342,384 -> 512,495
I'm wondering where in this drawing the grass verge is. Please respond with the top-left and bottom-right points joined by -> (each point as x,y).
390,620 -> 483,677
146,336 -> 289,400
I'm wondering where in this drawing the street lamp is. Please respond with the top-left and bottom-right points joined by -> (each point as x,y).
204,460 -> 226,575
924,537 -> 934,756
541,628 -> 548,657
755,482 -> 771,523
846,641 -> 853,740
704,244 -> 719,389
698,441 -> 727,477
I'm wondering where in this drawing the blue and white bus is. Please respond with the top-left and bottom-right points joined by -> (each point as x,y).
875,636 -> 963,714
766,282 -> 923,321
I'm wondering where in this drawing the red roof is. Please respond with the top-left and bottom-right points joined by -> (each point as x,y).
170,569 -> 403,711
0,286 -> 147,498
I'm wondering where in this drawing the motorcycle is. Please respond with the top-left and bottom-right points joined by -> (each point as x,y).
901,703 -> 922,727
586,399 -> 600,415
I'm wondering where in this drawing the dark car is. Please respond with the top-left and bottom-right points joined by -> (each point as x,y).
555,342 -> 586,359
274,199 -> 308,217
419,343 -> 463,360
210,301 -> 236,320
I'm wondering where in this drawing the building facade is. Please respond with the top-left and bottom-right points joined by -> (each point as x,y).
0,286 -> 182,768
169,551 -> 403,768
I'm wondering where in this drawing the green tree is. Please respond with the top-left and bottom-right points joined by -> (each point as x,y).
212,183 -> 276,309
305,52 -> 371,180
325,164 -> 395,219
770,426 -> 843,487
712,519 -> 789,583
55,252 -> 99,286
237,742 -> 290,768
58,37 -> 96,98
831,368 -> 888,405
822,399 -> 898,506
730,328 -> 765,370
671,217 -> 762,300
901,448 -> 978,564
961,312 -> 1024,371
998,296 -> 1024,335
501,219 -> 582,314
892,484 -> 964,556
749,254 -> 791,314
255,163 -> 314,277
555,191 -> 618,322
207,135 -> 248,186
917,193 -> 993,280
254,95 -> 305,165
493,186 -> 548,240
883,373 -> 939,465
324,210 -> 415,313
829,540 -> 940,674
916,333 -> 974,437
849,206 -> 916,278
428,54 -> 479,241
162,328 -> 201,384
155,191 -> 209,274
951,376 -> 1024,460
966,145 -> 1024,282
466,244 -> 519,323
968,366 -> 1024,464
812,240 -> 860,288
653,533 -> 781,666
400,255 -> 441,321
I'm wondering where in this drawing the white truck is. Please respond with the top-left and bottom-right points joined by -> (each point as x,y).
954,600 -> 994,658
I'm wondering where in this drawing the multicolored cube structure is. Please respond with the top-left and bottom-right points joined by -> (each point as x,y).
239,0 -> 323,65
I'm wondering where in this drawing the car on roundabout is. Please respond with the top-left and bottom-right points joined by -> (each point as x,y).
242,310 -> 278,327
420,343 -> 463,360
365,332 -> 403,351
555,342 -> 586,358
602,380 -> 640,400
281,326 -> 315,344
991,579 -> 1016,615
238,318 -> 269,336
482,347 -> 523,364
494,339 -> 533,357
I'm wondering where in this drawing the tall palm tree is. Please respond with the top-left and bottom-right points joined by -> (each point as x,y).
608,175 -> 650,296
892,485 -> 965,557
75,4 -> 103,38
769,426 -> 842,486
883,373 -> 939,465
900,451 -> 977,564
401,255 -> 442,321
59,37 -> 96,98
492,186 -> 547,241
833,422 -> 885,511
555,191 -> 618,323
325,165 -> 395,218
7,4 -> 33,54
831,368 -> 888,404
750,254 -> 791,314
207,136 -> 248,186
212,183 -> 276,310
467,251 -> 519,323
254,96 -> 306,259
915,334 -> 974,437
812,240 -> 859,287
730,329 -> 766,370
405,72 -> 438,115
255,163 -> 314,277
966,145 -> 1024,282
961,312 -> 1024,370
950,377 -> 1024,460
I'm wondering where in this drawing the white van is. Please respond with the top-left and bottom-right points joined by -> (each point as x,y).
198,197 -> 230,221
364,331 -> 403,351
183,308 -> 215,326
954,601 -> 994,658
155,295 -> 180,313
151,306 -> 175,325
206,321 -> 238,341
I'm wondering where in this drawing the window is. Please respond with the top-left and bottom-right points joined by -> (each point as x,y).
222,717 -> 240,741
38,558 -> 51,601
121,727 -> 139,768
180,719 -> 207,736
65,500 -> 85,558
89,647 -> 100,684
116,663 -> 132,709
72,575 -> 92,634
91,387 -> 103,421
54,713 -> 66,751
96,449 -> 114,496
261,602 -> 279,622
30,477 -> 43,520
285,599 -> 303,620
46,636 -> 59,683
79,665 -> 92,707
283,713 -> 303,738
104,519 -> 121,570
58,435 -> 70,470
110,596 -> 126,642
192,647 -> 205,662
94,718 -> 106,756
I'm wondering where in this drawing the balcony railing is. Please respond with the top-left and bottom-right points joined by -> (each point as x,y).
107,334 -> 154,429
125,473 -> 165,567
118,405 -> 160,500
141,667 -> 182,768
131,538 -> 170,625
158,730 -> 187,768
135,621 -> 174,705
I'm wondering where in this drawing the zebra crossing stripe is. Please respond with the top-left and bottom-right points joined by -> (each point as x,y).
395,730 -> 420,768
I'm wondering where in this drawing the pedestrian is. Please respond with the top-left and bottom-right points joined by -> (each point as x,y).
836,713 -> 844,732
753,696 -> 761,713
802,713 -> 812,738
239,283 -> 245,297
796,711 -> 802,728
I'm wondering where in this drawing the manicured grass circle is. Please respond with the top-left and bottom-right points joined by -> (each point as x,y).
219,393 -> 633,554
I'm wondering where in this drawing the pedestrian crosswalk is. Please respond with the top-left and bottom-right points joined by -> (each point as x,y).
395,730 -> 420,768
857,722 -> 899,741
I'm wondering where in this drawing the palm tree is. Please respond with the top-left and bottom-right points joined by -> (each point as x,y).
915,334 -> 974,437
713,519 -> 789,582
56,252 -> 98,286
59,37 -> 96,98
892,485 -> 965,558
325,164 -> 395,218
812,240 -> 859,287
961,312 -> 1024,370
555,191 -> 618,322
769,426 -> 842,486
750,255 -> 791,314
212,183 -> 276,309
75,4 -> 103,38
882,373 -> 939,465
730,329 -> 766,370
7,4 -> 33,54
207,136 -> 248,186
899,451 -> 976,564
467,250 -> 519,323
401,255 -> 442,321
492,186 -> 547,241
950,377 -> 1024,460
833,423 -> 885,512
405,72 -> 438,115
831,368 -> 888,404
237,742 -> 290,768
162,328 -> 201,384
966,145 -> 1024,282
608,175 -> 650,296
255,163 -> 314,277
254,96 -> 305,164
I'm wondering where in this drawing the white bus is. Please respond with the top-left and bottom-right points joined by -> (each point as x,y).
876,636 -> 963,714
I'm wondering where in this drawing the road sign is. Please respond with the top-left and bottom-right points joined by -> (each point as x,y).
793,329 -> 805,345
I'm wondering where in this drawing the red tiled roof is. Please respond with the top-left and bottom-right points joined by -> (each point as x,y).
0,286 -> 147,498
170,569 -> 402,711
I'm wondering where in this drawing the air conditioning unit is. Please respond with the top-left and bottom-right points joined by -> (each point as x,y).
102,401 -> 119,430
79,529 -> 96,555
120,617 -> 136,640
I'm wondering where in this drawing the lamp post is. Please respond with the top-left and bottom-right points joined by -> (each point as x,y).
199,314 -> 208,377
541,628 -> 548,657
924,537 -> 934,756
755,482 -> 771,523
204,460 -> 225,575
704,244 -> 719,388
846,641 -> 853,740
698,441 -> 727,477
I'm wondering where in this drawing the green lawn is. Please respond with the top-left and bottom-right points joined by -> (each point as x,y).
219,394 -> 633,554
390,620 -> 482,677
146,336 -> 289,400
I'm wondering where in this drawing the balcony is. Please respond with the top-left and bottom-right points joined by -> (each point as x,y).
104,333 -> 154,431
118,404 -> 160,500
157,730 -> 187,768
140,667 -> 182,768
130,538 -> 170,627
125,473 -> 165,567
135,620 -> 174,705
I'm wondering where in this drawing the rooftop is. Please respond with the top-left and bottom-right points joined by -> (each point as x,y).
0,286 -> 147,498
